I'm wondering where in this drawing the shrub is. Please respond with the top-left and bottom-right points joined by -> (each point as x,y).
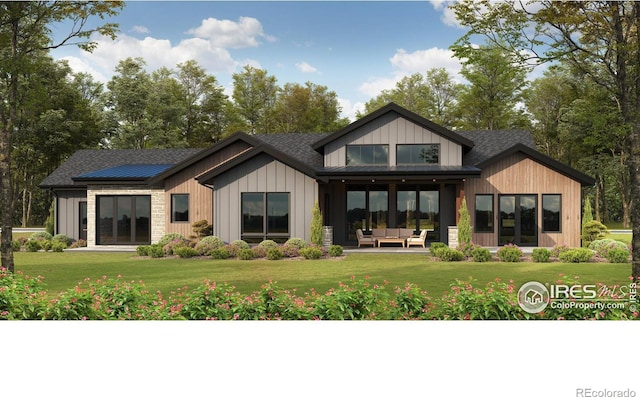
211,248 -> 230,259
299,246 -> 324,260
195,236 -> 225,256
310,200 -> 323,245
40,240 -> 52,252
29,231 -> 52,242
0,268 -> 48,320
238,248 -> 255,260
589,239 -> 629,258
532,248 -> 552,263
281,244 -> 299,258
558,248 -> 594,263
158,233 -> 187,247
51,241 -> 66,252
457,241 -> 479,258
438,247 -> 464,262
551,243 -> 570,258
457,197 -> 472,246
251,246 -> 267,258
230,240 -> 250,250
429,242 -> 447,257
25,239 -> 40,252
581,220 -> 608,245
11,240 -> 21,251
148,244 -> 165,258
284,237 -> 308,250
136,246 -> 151,256
328,245 -> 344,257
69,239 -> 87,249
497,244 -> 523,262
471,247 -> 492,262
163,238 -> 190,256
266,247 -> 283,260
258,240 -> 279,250
606,248 -> 630,264
191,219 -> 213,239
175,246 -> 198,258
52,234 -> 71,247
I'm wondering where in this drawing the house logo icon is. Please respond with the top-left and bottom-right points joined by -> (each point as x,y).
518,281 -> 550,313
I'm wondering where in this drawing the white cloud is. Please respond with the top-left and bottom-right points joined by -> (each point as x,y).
187,16 -> 276,48
358,47 -> 463,98
429,1 -> 463,28
131,25 -> 150,34
338,98 -> 365,122
59,56 -> 109,83
296,61 -> 318,73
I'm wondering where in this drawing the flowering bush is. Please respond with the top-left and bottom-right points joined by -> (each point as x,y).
457,241 -> 480,258
29,231 -> 53,242
251,246 -> 267,258
588,239 -> 629,259
258,240 -> 279,250
0,268 -> 48,320
163,237 -> 191,256
195,236 -> 225,256
158,233 -> 187,247
497,244 -> 523,262
551,243 -> 570,258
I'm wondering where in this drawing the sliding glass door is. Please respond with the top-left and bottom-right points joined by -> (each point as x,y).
97,196 -> 151,245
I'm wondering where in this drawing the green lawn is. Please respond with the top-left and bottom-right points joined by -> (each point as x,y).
14,251 -> 633,299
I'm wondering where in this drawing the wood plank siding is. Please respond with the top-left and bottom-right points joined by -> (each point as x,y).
464,152 -> 583,247
212,153 -> 318,243
323,113 -> 463,167
164,141 -> 251,237
55,190 -> 87,241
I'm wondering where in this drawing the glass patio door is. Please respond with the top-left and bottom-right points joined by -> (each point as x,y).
499,195 -> 537,246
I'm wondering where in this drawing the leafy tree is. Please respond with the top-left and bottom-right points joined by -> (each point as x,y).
232,65 -> 278,134
274,82 -> 348,133
452,43 -> 529,130
0,1 -> 123,272
360,68 -> 460,130
176,60 -> 231,146
450,0 -> 640,278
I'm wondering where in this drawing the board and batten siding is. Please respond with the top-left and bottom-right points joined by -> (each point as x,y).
212,153 -> 318,243
164,140 -> 252,237
55,190 -> 87,241
464,152 -> 583,248
323,113 -> 463,167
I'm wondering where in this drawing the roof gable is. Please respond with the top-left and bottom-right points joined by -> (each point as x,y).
477,143 -> 595,186
312,102 -> 475,153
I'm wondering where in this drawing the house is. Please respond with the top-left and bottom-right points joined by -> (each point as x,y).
39,103 -> 595,248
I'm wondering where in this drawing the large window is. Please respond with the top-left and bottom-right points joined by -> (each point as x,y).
542,194 -> 561,232
396,144 -> 439,165
346,145 -> 388,165
171,194 -> 189,222
475,195 -> 494,233
242,193 -> 290,242
97,195 -> 150,245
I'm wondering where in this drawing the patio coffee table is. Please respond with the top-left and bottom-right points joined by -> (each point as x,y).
377,236 -> 406,247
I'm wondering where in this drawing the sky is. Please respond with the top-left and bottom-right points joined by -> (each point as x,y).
50,1 -> 469,121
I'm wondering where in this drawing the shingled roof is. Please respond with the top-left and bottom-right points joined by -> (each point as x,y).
251,132 -> 329,169
39,148 -> 202,188
456,130 -> 536,167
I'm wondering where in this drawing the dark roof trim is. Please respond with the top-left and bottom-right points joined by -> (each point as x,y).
311,102 -> 475,152
316,165 -> 481,181
196,142 -> 324,185
478,143 -> 596,186
147,132 -> 259,185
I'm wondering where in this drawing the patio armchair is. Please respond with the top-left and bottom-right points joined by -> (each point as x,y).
356,228 -> 377,248
406,229 -> 428,248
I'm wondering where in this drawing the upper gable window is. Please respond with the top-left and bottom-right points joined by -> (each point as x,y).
397,144 -> 440,165
346,145 -> 388,166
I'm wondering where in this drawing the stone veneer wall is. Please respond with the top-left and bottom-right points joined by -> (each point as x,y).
86,186 -> 166,247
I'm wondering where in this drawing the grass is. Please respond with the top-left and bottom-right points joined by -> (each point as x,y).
14,251 -> 633,299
